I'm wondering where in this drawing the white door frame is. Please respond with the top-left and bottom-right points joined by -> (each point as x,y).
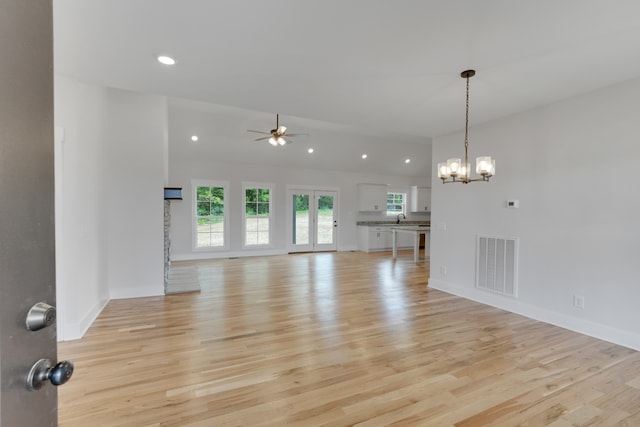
286,186 -> 339,253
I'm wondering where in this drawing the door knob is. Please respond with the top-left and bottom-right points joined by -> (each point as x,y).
26,358 -> 74,391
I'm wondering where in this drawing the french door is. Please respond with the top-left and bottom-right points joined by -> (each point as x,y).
288,189 -> 338,252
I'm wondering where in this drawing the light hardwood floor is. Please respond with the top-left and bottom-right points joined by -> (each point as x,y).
59,251 -> 640,426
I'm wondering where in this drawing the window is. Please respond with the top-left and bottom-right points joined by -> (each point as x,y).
387,192 -> 406,216
194,181 -> 228,249
244,184 -> 272,246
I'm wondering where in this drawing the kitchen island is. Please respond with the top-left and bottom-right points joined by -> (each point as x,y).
391,226 -> 430,262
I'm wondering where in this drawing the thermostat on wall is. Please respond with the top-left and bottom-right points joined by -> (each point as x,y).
506,200 -> 519,209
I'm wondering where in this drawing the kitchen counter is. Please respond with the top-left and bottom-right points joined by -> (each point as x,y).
391,226 -> 430,262
357,221 -> 430,226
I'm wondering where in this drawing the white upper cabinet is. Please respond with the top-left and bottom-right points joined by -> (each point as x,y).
410,186 -> 431,212
357,183 -> 388,212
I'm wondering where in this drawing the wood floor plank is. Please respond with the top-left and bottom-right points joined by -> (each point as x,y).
58,251 -> 640,426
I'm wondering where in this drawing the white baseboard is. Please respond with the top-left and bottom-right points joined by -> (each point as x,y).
172,247 -> 361,261
172,248 -> 288,261
428,278 -> 640,351
109,285 -> 164,300
57,297 -> 109,342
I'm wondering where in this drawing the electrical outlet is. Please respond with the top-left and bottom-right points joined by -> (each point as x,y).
441,265 -> 447,276
573,295 -> 585,309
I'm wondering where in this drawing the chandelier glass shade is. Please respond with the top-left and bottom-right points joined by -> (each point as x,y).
438,70 -> 495,184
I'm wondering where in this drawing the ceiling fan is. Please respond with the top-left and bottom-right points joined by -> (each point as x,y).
247,114 -> 308,146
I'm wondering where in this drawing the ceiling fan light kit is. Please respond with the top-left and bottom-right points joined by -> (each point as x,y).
437,69 -> 495,184
247,114 -> 308,147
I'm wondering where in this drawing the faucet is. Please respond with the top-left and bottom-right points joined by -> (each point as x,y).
396,213 -> 406,224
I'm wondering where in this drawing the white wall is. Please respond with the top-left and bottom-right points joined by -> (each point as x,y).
429,75 -> 640,350
55,76 -> 110,341
105,88 -> 166,299
168,155 -> 429,260
55,77 -> 166,340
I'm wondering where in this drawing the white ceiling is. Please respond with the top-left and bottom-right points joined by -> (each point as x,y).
53,0 -> 640,176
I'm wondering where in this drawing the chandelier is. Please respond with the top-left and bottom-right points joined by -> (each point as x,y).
437,70 -> 495,184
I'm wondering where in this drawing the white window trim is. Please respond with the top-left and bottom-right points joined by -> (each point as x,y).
241,181 -> 274,249
192,179 -> 230,251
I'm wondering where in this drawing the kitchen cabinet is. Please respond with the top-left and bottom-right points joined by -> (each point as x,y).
369,227 -> 391,251
410,186 -> 431,212
358,226 -> 389,251
357,225 -> 413,252
357,183 -> 387,212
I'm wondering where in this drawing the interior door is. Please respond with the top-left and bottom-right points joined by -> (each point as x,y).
0,2 -> 68,425
289,189 -> 338,252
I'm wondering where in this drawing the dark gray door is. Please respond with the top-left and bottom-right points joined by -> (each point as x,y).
0,1 -> 61,426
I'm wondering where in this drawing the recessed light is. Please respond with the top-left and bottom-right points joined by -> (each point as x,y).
191,135 -> 199,142
362,154 -> 368,159
405,158 -> 411,163
157,55 -> 176,65
308,148 -> 314,154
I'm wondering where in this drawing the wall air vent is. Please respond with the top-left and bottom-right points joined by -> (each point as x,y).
476,235 -> 518,298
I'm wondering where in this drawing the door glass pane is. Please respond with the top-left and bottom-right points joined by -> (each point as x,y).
317,195 -> 334,245
293,194 -> 309,245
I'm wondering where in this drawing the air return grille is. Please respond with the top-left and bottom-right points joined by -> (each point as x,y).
476,235 -> 518,298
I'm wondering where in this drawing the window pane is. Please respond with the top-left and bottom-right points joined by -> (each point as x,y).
210,231 -> 224,247
211,202 -> 224,215
197,218 -> 212,233
256,217 -> 269,232
245,218 -> 258,245
245,188 -> 257,202
211,187 -> 224,201
258,188 -> 270,201
245,203 -> 256,216
245,233 -> 257,246
257,202 -> 269,216
293,194 -> 309,245
197,233 -> 211,247
317,201 -> 334,245
197,202 -> 211,216
257,232 -> 269,245
197,186 -> 212,201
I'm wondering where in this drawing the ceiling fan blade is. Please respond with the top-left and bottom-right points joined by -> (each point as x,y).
254,136 -> 270,141
284,133 -> 309,137
247,130 -> 270,135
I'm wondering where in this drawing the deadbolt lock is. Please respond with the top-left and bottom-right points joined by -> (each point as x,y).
26,302 -> 56,331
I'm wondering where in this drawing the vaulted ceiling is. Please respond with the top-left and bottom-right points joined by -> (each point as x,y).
53,0 -> 640,176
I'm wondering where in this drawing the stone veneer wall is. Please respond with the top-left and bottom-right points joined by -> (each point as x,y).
164,200 -> 171,292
